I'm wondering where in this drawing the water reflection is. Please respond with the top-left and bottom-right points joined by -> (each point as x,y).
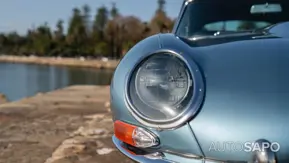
0,62 -> 113,101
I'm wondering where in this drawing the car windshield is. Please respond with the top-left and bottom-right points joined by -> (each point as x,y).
176,0 -> 289,38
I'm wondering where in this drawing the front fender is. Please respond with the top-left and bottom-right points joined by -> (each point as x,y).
110,34 -> 204,161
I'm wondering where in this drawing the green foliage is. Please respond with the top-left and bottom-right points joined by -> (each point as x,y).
0,1 -> 174,58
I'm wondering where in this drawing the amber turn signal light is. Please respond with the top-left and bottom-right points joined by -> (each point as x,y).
114,120 -> 159,148
114,120 -> 136,146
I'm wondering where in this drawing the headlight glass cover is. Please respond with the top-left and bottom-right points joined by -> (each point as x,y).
128,53 -> 193,122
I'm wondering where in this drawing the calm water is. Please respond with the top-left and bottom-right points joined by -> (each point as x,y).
0,62 -> 114,101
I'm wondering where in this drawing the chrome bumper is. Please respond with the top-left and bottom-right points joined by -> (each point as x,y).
112,135 -> 250,163
112,135 -> 173,163
112,135 -> 217,163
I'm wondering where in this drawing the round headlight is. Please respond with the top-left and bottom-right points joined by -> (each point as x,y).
127,53 -> 194,123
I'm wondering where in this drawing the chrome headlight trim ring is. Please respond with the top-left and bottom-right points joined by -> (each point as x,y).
124,49 -> 205,129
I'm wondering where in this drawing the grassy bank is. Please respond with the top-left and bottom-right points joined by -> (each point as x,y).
0,55 -> 120,69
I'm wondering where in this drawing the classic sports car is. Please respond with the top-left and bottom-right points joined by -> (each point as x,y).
110,0 -> 289,162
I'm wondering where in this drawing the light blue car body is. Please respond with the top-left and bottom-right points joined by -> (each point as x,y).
110,0 -> 289,162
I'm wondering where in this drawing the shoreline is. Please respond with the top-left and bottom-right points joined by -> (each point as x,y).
0,55 -> 119,69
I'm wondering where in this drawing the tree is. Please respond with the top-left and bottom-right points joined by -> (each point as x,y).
49,19 -> 65,56
105,2 -> 122,59
110,2 -> 119,19
0,34 -> 8,53
5,32 -> 22,55
150,0 -> 172,34
157,0 -> 166,12
93,6 -> 108,40
82,4 -> 92,35
31,23 -> 53,56
0,3 -> 175,59
54,19 -> 64,42
66,7 -> 88,56
92,6 -> 109,57
121,16 -> 145,46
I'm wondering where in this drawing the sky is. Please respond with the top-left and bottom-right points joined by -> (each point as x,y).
0,0 -> 183,35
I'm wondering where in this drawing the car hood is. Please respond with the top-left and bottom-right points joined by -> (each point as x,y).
184,33 -> 289,161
